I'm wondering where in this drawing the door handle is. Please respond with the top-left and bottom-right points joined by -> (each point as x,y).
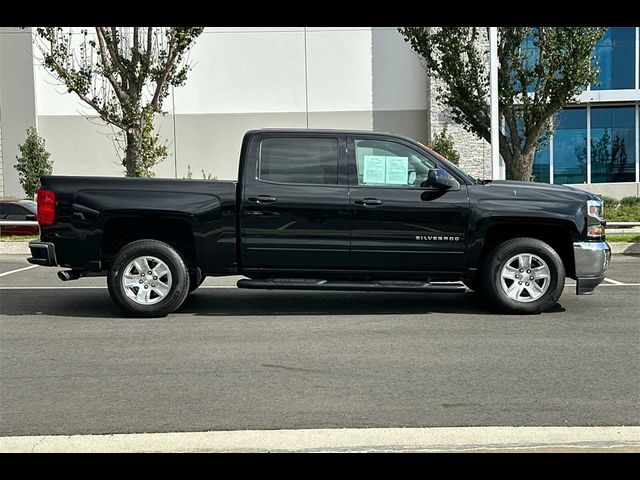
248,195 -> 278,204
354,198 -> 384,207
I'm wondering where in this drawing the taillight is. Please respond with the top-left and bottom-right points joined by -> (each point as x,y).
36,188 -> 56,225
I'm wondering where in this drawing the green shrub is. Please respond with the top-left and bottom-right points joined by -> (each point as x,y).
619,196 -> 640,208
600,195 -> 619,208
596,196 -> 640,222
430,124 -> 460,165
600,196 -> 619,220
14,127 -> 53,199
611,205 -> 640,222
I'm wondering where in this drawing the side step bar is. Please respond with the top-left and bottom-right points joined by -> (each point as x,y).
236,278 -> 467,293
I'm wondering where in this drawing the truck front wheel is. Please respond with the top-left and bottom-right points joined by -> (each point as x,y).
107,239 -> 191,317
483,237 -> 565,314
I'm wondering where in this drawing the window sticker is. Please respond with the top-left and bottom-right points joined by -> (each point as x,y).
385,156 -> 409,185
361,155 -> 410,185
362,155 -> 387,184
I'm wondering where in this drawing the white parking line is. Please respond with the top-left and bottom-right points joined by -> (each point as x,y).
0,265 -> 38,278
1,426 -> 638,453
604,277 -> 625,285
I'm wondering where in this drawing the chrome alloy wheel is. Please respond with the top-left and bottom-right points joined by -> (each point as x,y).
122,256 -> 172,305
500,253 -> 551,303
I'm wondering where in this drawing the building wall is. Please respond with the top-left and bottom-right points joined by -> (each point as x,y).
425,27 -> 640,199
426,29 -> 494,180
0,27 -> 429,195
6,26 -> 635,199
371,27 -> 429,143
428,77 -> 493,180
0,112 -> 4,197
0,27 -> 37,198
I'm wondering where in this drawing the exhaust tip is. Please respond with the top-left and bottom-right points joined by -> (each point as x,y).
58,270 -> 82,282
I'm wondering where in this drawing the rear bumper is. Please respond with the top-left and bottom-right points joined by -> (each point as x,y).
573,241 -> 610,295
27,241 -> 58,267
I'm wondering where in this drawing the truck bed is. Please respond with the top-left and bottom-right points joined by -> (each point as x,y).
38,176 -> 238,274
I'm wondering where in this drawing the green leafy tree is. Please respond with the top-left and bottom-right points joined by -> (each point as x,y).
430,124 -> 460,165
399,27 -> 606,181
35,27 -> 204,177
14,127 -> 53,199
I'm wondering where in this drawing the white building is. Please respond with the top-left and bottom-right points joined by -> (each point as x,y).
1,26 -> 638,199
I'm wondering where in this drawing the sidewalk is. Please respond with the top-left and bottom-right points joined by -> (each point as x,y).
2,426 -> 638,453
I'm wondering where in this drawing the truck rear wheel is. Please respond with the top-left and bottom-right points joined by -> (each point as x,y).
483,237 -> 565,314
107,239 -> 191,318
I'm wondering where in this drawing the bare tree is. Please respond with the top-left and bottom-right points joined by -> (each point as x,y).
35,27 -> 204,177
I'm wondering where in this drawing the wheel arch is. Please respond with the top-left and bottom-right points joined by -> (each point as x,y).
101,215 -> 196,270
468,220 -> 577,281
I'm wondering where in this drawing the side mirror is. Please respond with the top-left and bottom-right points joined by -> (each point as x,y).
423,169 -> 460,190
25,214 -> 37,221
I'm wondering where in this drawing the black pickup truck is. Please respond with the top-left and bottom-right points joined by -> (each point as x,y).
28,129 -> 610,317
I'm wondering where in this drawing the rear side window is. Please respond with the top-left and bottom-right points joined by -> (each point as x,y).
258,137 -> 339,185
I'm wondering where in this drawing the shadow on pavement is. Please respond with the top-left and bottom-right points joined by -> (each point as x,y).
0,288 -> 567,319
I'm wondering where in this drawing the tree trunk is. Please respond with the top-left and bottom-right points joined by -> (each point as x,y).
505,150 -> 536,182
124,126 -> 143,177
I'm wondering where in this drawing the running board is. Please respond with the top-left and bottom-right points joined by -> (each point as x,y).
236,278 -> 467,293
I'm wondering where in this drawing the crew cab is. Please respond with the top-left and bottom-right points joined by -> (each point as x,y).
28,129 -> 610,317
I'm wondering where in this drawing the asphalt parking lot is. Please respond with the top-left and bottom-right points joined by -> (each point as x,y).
1,254 -> 638,437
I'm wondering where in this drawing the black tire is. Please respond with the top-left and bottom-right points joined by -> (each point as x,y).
189,274 -> 206,293
483,237 -> 565,314
107,239 -> 191,318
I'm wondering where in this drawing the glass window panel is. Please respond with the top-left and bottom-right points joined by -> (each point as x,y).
500,115 -> 550,182
354,139 -> 435,188
552,108 -> 587,184
519,34 -> 538,93
259,137 -> 339,185
590,106 -> 636,183
531,142 -> 551,183
592,27 -> 635,90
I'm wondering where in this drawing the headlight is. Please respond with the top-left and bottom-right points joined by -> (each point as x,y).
587,199 -> 605,238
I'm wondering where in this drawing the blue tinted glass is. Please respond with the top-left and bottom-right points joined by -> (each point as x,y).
590,107 -> 636,183
531,142 -> 550,183
503,114 -> 550,182
593,27 -> 635,90
522,34 -> 538,93
553,108 -> 587,184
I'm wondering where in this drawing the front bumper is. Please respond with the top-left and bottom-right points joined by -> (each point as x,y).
573,241 -> 610,295
27,241 -> 58,267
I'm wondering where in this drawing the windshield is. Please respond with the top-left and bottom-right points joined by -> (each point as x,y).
421,145 -> 477,184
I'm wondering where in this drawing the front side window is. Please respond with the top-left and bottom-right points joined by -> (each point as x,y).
258,137 -> 338,185
354,139 -> 436,188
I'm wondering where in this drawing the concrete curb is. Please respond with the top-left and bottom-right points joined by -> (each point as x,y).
2,241 -> 640,257
1,426 -> 639,453
0,242 -> 31,255
609,242 -> 640,254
